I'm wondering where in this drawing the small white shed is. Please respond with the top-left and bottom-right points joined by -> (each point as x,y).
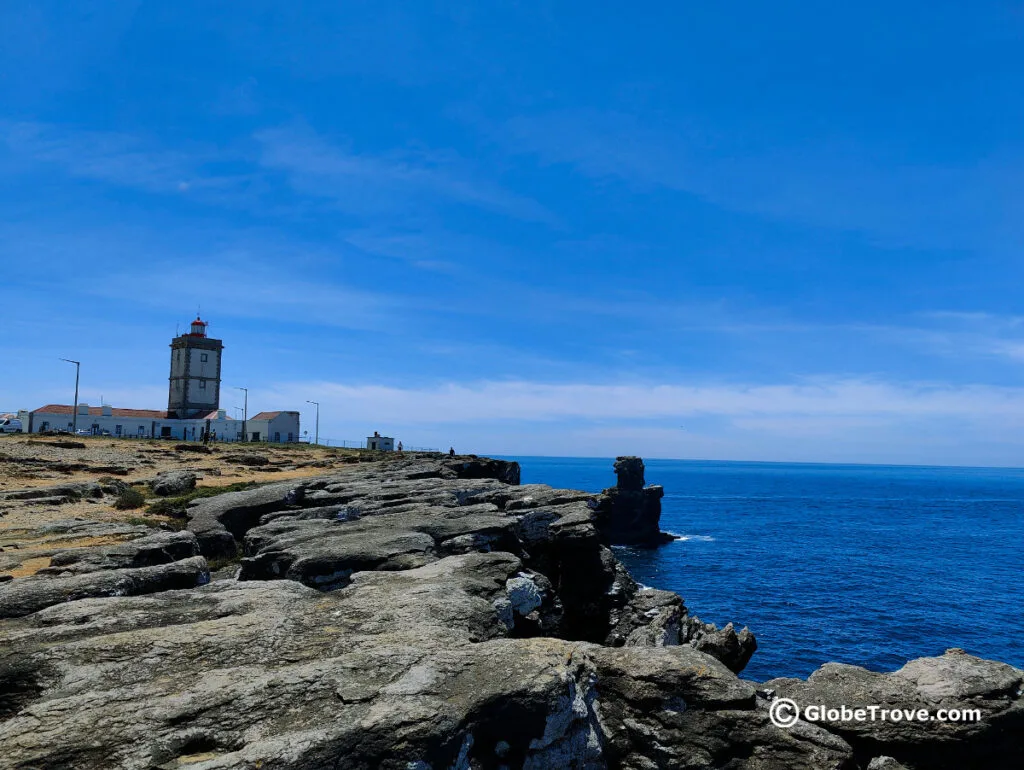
366,432 -> 395,451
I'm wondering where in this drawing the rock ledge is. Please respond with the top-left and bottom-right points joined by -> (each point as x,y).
1,454 -> 1020,770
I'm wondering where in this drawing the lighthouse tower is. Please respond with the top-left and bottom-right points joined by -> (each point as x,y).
167,317 -> 224,419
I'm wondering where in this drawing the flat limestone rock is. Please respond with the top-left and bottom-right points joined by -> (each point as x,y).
38,530 -> 201,576
0,554 -> 850,770
764,649 -> 1024,769
0,520 -> 156,575
2,454 -> 1019,769
0,481 -> 104,503
0,555 -> 209,619
184,457 -> 728,650
149,470 -> 198,497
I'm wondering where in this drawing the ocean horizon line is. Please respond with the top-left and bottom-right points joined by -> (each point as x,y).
491,453 -> 1024,473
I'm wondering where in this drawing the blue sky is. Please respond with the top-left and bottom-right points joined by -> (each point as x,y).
3,1 -> 1024,464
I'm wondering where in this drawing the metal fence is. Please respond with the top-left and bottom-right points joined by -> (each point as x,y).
317,438 -> 366,448
30,431 -> 253,443
9,428 -> 440,452
314,438 -> 440,452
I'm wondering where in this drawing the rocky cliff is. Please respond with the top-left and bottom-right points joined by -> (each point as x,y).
591,456 -> 674,546
1,451 -> 1021,769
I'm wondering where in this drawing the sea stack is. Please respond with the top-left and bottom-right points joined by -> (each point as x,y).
593,456 -> 674,546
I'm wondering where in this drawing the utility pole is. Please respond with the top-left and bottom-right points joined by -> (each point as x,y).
60,358 -> 80,435
306,400 -> 320,445
235,387 -> 248,442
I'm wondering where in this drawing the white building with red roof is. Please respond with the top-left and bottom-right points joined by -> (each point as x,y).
20,318 -> 299,442
23,403 -> 239,441
245,411 -> 301,444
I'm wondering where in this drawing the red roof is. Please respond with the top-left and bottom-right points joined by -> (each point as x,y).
33,405 -> 167,419
32,405 -> 236,421
185,317 -> 209,337
249,411 -> 299,421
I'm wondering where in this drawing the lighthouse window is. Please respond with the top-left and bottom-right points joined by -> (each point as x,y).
201,353 -> 208,362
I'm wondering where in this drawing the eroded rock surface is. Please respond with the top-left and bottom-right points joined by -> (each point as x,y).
185,457 -> 748,654
150,470 -> 198,496
0,518 -> 154,576
764,649 -> 1024,769
0,553 -> 851,770
0,480 -> 105,506
0,525 -> 208,617
0,453 -> 1019,769
866,758 -> 911,770
591,456 -> 673,546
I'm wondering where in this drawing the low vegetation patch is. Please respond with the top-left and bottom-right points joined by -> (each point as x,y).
118,515 -> 159,528
29,440 -> 87,449
114,487 -> 146,510
222,453 -> 270,466
207,554 -> 243,572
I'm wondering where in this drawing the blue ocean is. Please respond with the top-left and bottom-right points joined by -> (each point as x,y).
507,457 -> 1024,682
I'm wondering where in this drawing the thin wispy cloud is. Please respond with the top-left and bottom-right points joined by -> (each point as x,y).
255,124 -> 555,223
97,264 -> 407,332
0,120 -> 247,196
269,378 -> 1024,425
497,109 -> 1024,253
342,228 -> 486,274
903,311 -> 1024,364
255,377 -> 1024,465
0,220 -> 413,332
3,119 -> 554,228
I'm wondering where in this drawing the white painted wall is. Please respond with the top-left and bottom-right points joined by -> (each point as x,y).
244,412 -> 300,442
366,435 -> 395,451
29,409 -> 242,441
186,348 -> 219,407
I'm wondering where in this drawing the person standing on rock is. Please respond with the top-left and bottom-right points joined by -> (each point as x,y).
449,447 -> 455,457
397,441 -> 403,452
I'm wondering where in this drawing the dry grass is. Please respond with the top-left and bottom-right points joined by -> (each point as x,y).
0,437 -> 375,579
4,557 -> 52,578
0,435 -> 359,491
0,533 -> 140,578
33,534 -> 134,550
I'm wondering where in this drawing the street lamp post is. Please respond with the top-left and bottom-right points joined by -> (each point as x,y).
235,387 -> 248,442
306,400 -> 319,445
60,359 -> 80,435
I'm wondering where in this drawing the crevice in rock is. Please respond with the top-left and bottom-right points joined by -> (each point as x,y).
0,659 -> 47,719
404,470 -> 443,480
460,697 -> 550,768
